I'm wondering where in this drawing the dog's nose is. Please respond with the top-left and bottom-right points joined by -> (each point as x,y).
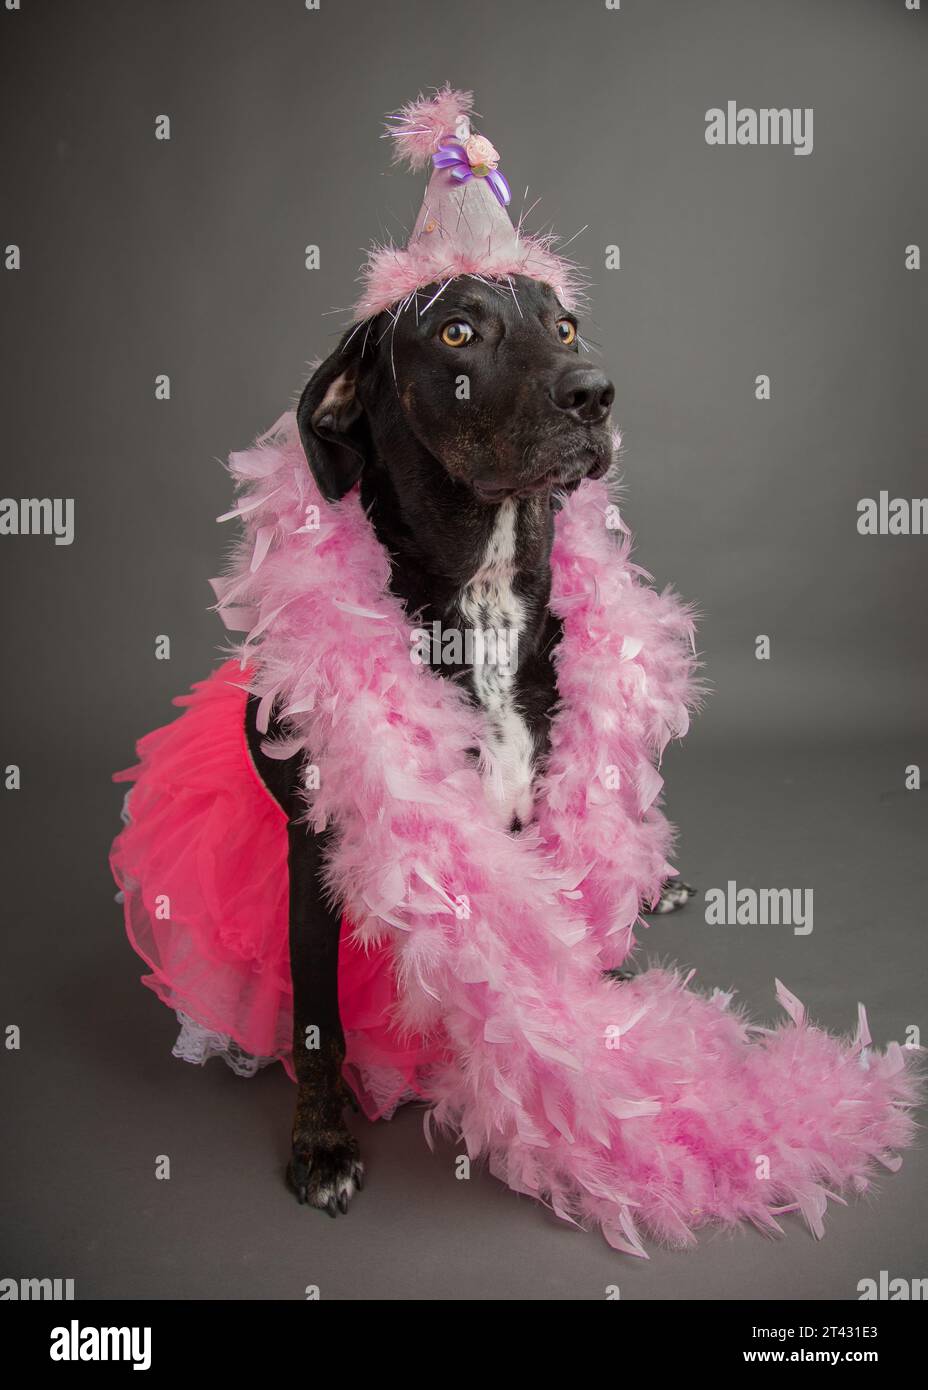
549,367 -> 615,424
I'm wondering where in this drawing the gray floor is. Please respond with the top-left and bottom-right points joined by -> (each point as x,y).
2,735 -> 924,1300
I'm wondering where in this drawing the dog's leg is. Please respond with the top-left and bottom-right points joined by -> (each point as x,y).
244,694 -> 363,1214
286,820 -> 364,1215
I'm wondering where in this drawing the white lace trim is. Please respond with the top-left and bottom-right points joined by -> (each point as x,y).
171,1013 -> 418,1115
171,1011 -> 277,1078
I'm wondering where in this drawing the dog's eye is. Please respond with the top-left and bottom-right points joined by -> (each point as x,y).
440,321 -> 475,347
556,318 -> 577,347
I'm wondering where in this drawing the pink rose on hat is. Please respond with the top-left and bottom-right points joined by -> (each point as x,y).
464,133 -> 500,172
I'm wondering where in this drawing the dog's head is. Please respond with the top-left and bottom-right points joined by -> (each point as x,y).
296,274 -> 614,506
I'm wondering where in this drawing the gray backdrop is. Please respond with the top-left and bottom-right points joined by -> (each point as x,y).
1,0 -> 925,1301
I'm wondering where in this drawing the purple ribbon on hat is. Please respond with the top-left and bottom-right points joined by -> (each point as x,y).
432,135 -> 512,208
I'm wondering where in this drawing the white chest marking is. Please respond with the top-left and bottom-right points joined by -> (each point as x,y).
457,500 -> 536,828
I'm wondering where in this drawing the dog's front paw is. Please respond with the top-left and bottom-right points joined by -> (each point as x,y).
287,1127 -> 364,1216
646,878 -> 697,915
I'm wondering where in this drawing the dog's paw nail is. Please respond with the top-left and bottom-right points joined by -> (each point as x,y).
286,1160 -> 308,1204
337,1191 -> 349,1214
326,1196 -> 338,1218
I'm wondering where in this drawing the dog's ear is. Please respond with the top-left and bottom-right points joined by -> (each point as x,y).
296,327 -> 371,502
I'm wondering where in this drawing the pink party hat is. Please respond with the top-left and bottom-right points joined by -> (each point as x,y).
353,85 -> 586,321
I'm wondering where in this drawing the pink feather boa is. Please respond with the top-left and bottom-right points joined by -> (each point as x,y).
212,412 -> 919,1255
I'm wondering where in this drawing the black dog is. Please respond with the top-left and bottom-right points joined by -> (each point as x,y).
245,273 -> 693,1214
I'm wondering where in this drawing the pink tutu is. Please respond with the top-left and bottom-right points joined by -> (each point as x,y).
110,660 -> 442,1120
